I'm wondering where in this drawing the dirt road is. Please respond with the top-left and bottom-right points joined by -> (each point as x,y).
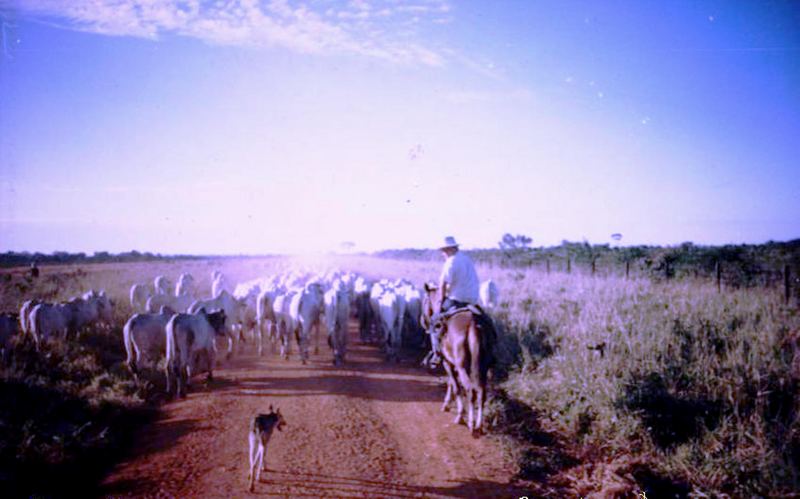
100,323 -> 535,498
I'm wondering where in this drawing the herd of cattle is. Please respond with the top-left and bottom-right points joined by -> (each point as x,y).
0,268 -> 500,402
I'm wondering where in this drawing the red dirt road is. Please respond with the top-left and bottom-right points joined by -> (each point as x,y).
100,323 -> 535,498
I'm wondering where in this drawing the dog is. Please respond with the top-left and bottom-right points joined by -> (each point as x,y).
248,405 -> 286,492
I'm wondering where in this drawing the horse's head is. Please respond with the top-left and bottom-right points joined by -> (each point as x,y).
420,282 -> 441,331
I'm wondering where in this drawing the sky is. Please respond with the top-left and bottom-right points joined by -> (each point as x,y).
0,0 -> 798,254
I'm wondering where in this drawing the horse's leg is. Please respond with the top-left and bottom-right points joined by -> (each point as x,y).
441,362 -> 455,412
453,380 -> 465,425
475,383 -> 484,435
456,365 -> 473,426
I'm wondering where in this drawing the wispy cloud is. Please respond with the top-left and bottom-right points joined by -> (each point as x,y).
12,0 -> 451,66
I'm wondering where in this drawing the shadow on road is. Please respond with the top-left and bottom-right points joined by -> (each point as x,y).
228,372 -> 444,403
98,417 -> 206,496
252,469 -> 537,498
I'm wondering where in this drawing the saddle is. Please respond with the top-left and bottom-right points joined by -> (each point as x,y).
436,303 -> 485,322
431,303 -> 498,370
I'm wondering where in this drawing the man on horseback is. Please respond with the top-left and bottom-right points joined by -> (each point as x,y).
425,236 -> 493,367
420,236 -> 498,433
438,236 -> 480,313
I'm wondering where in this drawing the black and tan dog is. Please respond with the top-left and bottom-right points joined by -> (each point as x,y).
248,406 -> 286,492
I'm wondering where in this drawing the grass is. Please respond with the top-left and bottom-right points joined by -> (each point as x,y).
486,270 -> 800,497
1,255 -> 798,497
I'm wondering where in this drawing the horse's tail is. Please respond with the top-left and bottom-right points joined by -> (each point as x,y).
476,315 -> 497,384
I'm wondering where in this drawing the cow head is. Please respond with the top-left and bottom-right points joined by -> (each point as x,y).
205,309 -> 228,336
160,305 -> 176,315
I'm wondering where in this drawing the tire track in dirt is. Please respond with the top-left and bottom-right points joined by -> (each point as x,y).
101,322 -> 536,498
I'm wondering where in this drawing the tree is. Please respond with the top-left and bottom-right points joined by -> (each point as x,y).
499,233 -> 533,253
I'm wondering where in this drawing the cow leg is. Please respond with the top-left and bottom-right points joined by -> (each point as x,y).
338,325 -> 347,364
296,326 -> 307,365
165,363 -> 173,396
210,347 -> 216,381
180,365 -> 190,398
313,321 -> 320,355
269,321 -> 279,354
475,385 -> 484,435
279,322 -> 289,360
176,364 -> 185,399
257,319 -> 264,356
226,328 -> 234,360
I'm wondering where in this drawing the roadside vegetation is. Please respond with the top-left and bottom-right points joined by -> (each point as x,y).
1,240 -> 799,497
0,258 -> 284,496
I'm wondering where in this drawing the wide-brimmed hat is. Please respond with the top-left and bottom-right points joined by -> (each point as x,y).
438,236 -> 460,249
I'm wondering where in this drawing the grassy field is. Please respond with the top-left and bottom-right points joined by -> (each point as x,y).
1,255 -> 798,497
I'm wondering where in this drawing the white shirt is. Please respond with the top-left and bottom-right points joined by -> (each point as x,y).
439,251 -> 480,304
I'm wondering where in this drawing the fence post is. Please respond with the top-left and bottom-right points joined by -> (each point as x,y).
716,261 -> 721,293
546,258 -> 550,274
625,260 -> 630,279
591,258 -> 596,276
566,256 -> 571,274
785,265 -> 791,305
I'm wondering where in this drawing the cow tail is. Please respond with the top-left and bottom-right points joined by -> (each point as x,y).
165,318 -> 176,373
123,319 -> 136,373
29,307 -> 40,348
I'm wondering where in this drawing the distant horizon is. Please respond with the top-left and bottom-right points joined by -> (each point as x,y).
3,236 -> 799,260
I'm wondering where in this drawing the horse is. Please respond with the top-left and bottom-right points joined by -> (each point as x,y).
421,283 -> 496,434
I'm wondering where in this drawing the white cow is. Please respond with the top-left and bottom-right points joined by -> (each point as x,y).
479,279 -> 499,310
272,289 -> 298,360
189,290 -> 246,359
400,285 -> 424,348
353,277 -> 373,342
212,273 -> 230,299
130,283 -> 151,312
256,286 -> 281,356
28,302 -> 76,348
19,299 -> 42,337
28,291 -> 112,348
123,307 -> 175,379
154,275 -> 172,295
175,273 -> 195,297
234,283 -> 261,344
323,285 -> 350,365
289,282 -> 324,364
79,290 -> 114,329
369,282 -> 388,341
378,290 -> 406,362
146,293 -> 194,314
165,308 -> 227,398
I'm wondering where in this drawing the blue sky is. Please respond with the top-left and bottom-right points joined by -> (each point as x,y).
0,0 -> 798,254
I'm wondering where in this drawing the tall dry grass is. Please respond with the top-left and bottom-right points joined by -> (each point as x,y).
482,268 -> 800,496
